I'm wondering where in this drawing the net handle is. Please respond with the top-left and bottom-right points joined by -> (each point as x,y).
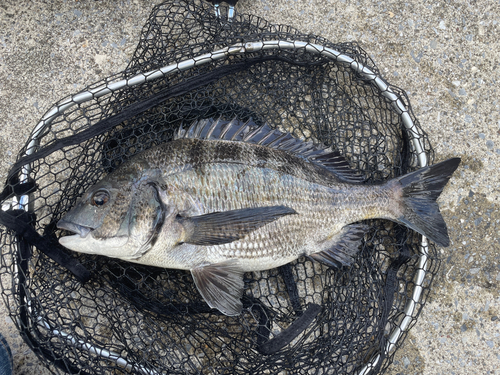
15,38 -> 430,374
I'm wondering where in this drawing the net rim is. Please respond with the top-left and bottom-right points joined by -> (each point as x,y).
12,38 -> 431,374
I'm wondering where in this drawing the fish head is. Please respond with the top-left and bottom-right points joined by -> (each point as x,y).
57,166 -> 180,261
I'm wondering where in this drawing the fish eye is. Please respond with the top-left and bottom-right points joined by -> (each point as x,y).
91,190 -> 110,207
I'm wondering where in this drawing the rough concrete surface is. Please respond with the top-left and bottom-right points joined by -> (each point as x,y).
0,0 -> 498,374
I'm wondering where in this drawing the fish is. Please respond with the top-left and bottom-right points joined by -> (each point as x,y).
57,117 -> 461,316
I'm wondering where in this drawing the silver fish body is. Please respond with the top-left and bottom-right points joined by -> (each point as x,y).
58,118 -> 460,315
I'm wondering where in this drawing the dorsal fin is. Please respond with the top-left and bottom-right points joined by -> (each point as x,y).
175,117 -> 366,183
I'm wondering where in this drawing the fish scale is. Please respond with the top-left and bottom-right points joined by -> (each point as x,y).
57,117 -> 460,315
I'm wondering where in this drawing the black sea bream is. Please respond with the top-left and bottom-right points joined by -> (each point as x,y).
58,118 -> 461,315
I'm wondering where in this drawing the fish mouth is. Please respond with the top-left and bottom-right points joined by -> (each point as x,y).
57,219 -> 92,238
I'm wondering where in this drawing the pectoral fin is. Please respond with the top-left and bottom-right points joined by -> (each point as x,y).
191,260 -> 245,316
309,223 -> 370,267
179,205 -> 296,246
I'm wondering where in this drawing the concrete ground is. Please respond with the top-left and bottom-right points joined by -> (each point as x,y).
0,0 -> 498,374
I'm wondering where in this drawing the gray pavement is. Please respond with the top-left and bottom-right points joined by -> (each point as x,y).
0,0 -> 499,374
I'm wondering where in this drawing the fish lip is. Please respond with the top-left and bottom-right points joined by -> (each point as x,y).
57,219 -> 92,238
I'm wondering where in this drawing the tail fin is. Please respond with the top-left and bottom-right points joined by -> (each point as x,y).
395,158 -> 461,247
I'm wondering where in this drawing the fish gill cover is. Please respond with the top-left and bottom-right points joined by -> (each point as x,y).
0,0 -> 438,374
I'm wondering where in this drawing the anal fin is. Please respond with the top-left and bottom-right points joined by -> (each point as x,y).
191,260 -> 245,316
309,223 -> 370,267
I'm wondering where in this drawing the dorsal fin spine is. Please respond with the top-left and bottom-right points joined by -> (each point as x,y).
256,129 -> 276,145
267,133 -> 291,148
204,118 -> 218,139
230,120 -> 251,141
193,120 -> 204,138
242,125 -> 263,142
219,120 -> 233,140
186,121 -> 197,139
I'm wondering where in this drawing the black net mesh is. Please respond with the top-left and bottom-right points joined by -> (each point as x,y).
0,0 -> 438,374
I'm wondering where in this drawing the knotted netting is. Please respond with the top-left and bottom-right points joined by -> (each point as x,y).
0,0 -> 438,374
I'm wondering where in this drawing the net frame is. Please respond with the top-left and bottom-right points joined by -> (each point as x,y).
0,1 -> 437,374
